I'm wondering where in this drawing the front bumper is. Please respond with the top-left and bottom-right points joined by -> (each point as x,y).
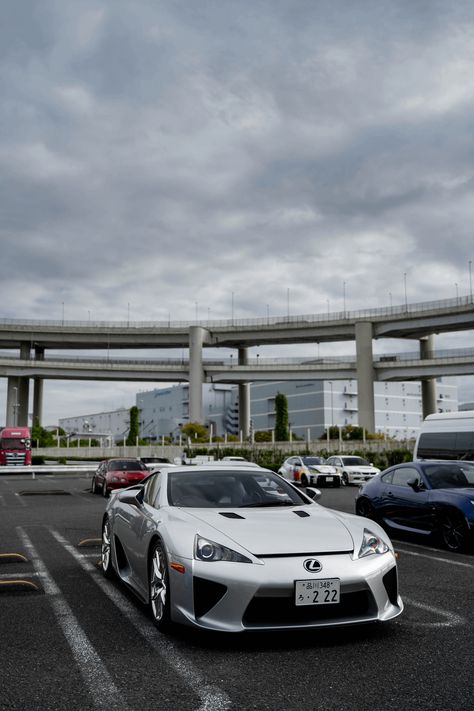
168,551 -> 403,632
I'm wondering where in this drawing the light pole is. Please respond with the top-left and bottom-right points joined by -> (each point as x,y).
404,272 -> 407,312
455,283 -> 459,300
328,381 -> 334,429
287,288 -> 290,320
469,261 -> 472,302
389,292 -> 392,308
343,281 -> 346,316
12,386 -> 18,426
231,292 -> 234,324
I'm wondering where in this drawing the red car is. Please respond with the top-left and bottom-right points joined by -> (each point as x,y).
92,458 -> 149,497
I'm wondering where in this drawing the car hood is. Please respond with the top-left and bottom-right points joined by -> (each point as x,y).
185,505 -> 354,555
344,466 -> 378,472
307,465 -> 336,473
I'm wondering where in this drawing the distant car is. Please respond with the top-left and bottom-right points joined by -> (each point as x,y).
92,458 -> 149,497
278,456 -> 341,487
325,456 -> 380,486
101,464 -> 403,632
355,460 -> 474,552
221,456 -> 248,462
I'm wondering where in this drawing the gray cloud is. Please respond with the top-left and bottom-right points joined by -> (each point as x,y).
2,0 -> 474,420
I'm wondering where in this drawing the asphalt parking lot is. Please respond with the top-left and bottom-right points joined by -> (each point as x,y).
0,473 -> 472,711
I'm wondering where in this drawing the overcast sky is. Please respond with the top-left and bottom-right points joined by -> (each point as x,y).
2,0 -> 474,424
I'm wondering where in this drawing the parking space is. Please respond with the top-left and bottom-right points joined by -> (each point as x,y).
0,474 -> 472,711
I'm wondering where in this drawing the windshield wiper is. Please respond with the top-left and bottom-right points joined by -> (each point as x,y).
239,501 -> 297,508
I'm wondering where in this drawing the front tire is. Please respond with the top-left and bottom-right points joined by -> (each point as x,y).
101,519 -> 114,578
149,540 -> 171,631
342,472 -> 349,486
438,511 -> 469,552
300,473 -> 309,487
102,481 -> 109,498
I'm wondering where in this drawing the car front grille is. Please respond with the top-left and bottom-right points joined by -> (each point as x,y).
242,589 -> 377,628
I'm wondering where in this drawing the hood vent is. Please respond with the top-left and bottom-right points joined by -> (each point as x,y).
219,512 -> 245,519
293,510 -> 310,518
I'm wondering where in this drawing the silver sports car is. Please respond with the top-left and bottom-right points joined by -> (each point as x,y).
101,465 -> 403,632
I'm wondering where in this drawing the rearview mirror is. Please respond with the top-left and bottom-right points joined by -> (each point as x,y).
120,488 -> 144,506
304,487 -> 322,501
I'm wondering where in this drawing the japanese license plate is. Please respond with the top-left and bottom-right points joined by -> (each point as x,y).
295,578 -> 340,606
325,477 -> 333,482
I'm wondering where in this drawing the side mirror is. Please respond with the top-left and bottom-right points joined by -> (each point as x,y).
305,487 -> 322,501
120,488 -> 144,506
407,478 -> 423,492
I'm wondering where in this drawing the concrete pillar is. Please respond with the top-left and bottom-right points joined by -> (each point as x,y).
238,348 -> 250,439
189,326 -> 208,423
32,347 -> 45,426
420,335 -> 437,419
16,344 -> 31,427
355,321 -> 375,434
6,376 -> 20,426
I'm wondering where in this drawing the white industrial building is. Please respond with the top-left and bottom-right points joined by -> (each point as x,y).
59,407 -> 130,444
59,378 -> 457,442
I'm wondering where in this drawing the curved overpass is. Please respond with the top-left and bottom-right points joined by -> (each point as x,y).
2,295 -> 474,432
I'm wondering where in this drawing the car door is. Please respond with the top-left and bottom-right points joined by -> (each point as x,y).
281,457 -> 296,480
379,466 -> 434,532
113,479 -> 158,592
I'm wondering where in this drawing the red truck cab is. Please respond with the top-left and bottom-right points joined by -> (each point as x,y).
0,427 -> 32,466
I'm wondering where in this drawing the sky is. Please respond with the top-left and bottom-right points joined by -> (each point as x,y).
2,0 -> 474,424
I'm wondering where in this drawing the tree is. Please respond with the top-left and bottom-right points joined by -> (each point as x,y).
254,431 -> 272,442
126,406 -> 140,446
274,392 -> 289,441
181,422 -> 210,443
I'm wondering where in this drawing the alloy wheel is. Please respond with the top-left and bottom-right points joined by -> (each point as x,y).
101,520 -> 113,577
440,512 -> 468,552
149,542 -> 171,630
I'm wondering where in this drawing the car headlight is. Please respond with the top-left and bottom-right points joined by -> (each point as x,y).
194,535 -> 252,563
358,528 -> 389,558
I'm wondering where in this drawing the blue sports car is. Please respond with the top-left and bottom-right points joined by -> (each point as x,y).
355,460 -> 474,552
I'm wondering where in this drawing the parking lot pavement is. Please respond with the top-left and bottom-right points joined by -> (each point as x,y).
0,474 -> 473,711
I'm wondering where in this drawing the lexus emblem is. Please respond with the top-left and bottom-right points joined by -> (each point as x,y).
303,559 -> 322,573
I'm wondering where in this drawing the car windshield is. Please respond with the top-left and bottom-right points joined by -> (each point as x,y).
168,470 -> 308,508
302,457 -> 324,465
342,457 -> 370,466
109,460 -> 147,471
424,463 -> 474,489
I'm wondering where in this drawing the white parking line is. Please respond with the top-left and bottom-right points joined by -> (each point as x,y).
396,547 -> 474,568
50,528 -> 231,711
14,493 -> 27,507
404,597 -> 466,627
16,527 -> 131,711
0,494 -> 5,506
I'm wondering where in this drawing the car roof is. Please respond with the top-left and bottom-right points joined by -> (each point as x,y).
161,464 -> 274,475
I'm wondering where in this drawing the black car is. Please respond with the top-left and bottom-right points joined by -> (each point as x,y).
355,460 -> 474,552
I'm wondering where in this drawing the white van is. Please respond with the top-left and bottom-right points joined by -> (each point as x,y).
413,411 -> 474,461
